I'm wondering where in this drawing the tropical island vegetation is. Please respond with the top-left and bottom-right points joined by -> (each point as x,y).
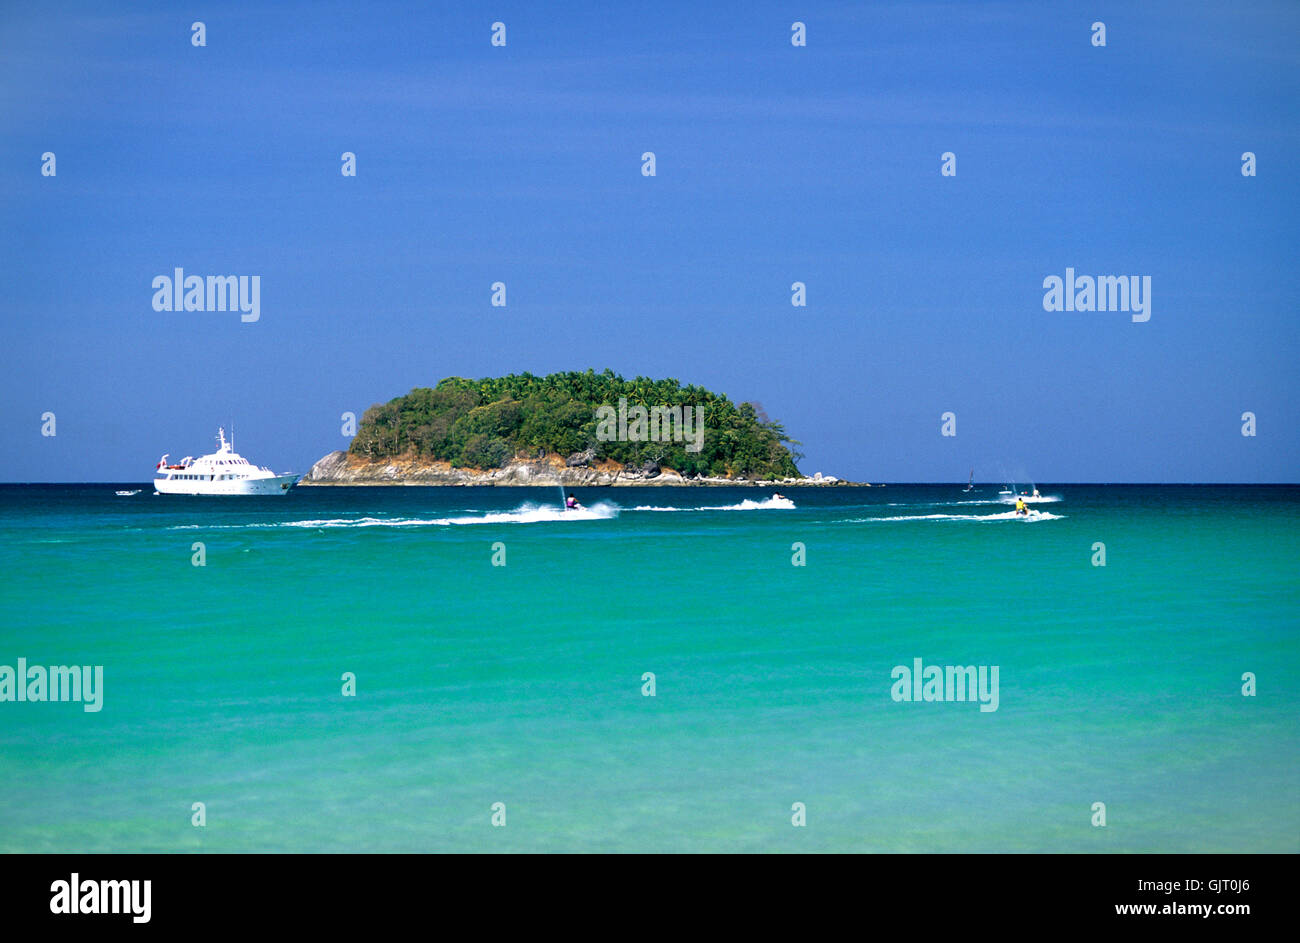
346,369 -> 803,481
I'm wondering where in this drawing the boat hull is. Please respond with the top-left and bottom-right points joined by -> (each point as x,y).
154,474 -> 300,495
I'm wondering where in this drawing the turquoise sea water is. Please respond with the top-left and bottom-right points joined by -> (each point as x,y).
0,484 -> 1296,853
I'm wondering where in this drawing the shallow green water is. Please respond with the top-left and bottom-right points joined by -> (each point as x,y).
1,484 -> 1296,852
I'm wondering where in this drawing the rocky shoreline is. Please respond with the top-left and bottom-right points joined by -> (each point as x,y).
301,450 -> 867,487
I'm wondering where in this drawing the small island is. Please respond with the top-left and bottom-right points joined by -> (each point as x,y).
303,369 -> 861,486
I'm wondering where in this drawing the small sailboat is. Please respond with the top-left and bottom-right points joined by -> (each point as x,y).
962,469 -> 974,492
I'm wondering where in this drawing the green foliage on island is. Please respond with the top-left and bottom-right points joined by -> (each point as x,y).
349,369 -> 804,480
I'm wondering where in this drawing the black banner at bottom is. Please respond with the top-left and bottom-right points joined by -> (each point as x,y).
0,854 -> 1281,931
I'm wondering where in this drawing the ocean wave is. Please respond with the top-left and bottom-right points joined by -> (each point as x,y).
169,502 -> 619,530
839,509 -> 1064,523
424,502 -> 619,526
630,496 -> 796,512
888,499 -> 1009,507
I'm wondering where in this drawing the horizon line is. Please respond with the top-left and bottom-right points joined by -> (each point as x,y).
2,481 -> 1298,488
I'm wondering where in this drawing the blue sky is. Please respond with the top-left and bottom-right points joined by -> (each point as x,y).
2,1 -> 1297,482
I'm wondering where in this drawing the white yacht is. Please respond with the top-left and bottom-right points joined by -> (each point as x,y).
154,428 -> 300,495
